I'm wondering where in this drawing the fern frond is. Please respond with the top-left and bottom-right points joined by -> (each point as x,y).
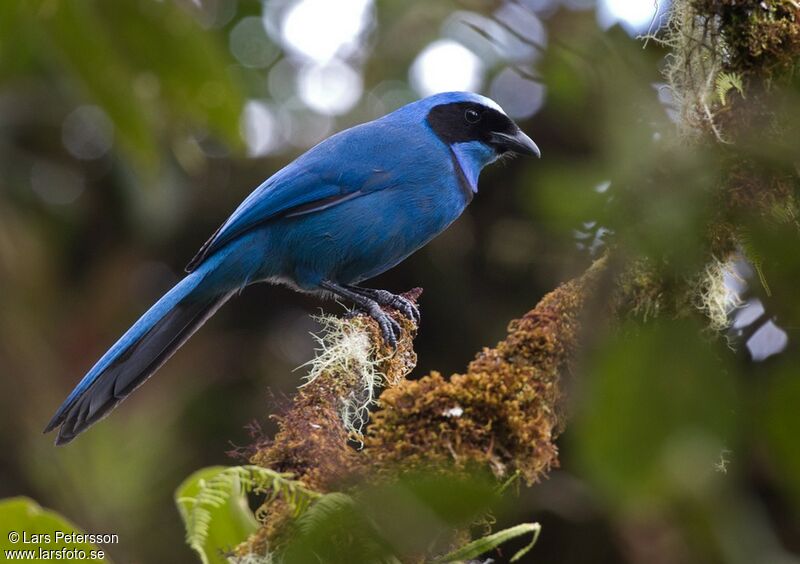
179,465 -> 320,562
292,492 -> 355,536
715,71 -> 743,106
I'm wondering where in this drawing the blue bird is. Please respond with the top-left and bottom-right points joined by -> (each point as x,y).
45,91 -> 539,444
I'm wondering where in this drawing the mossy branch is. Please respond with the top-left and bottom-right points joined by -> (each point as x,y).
236,258 -> 607,558
364,256 -> 608,484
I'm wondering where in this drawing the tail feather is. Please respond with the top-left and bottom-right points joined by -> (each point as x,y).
45,273 -> 233,445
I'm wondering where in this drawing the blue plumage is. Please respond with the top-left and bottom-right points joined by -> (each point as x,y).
45,91 -> 539,444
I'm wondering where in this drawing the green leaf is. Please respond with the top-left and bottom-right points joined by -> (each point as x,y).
0,497 -> 110,562
175,465 -> 320,564
435,522 -> 542,563
175,467 -> 259,564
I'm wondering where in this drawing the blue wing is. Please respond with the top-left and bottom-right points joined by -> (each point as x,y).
186,123 -> 406,272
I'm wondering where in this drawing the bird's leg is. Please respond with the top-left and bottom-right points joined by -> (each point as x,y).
320,281 -> 402,348
346,286 -> 420,325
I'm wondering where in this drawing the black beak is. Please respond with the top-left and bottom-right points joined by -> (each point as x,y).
491,129 -> 541,158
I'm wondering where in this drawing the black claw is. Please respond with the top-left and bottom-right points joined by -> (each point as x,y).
374,309 -> 400,349
393,295 -> 420,325
354,288 -> 420,326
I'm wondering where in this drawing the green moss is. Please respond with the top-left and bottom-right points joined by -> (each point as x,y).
692,0 -> 800,73
660,0 -> 800,331
664,0 -> 800,140
613,258 -> 666,321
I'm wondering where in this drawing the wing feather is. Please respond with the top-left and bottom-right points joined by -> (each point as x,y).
185,120 -> 426,272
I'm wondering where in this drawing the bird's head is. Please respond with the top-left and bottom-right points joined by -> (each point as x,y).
400,92 -> 539,193
421,91 -> 540,161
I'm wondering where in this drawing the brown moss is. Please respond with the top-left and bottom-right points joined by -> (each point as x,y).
235,498 -> 294,558
239,379 -> 360,557
242,292 -> 420,552
363,257 -> 608,484
249,291 -> 421,493
250,382 -> 359,490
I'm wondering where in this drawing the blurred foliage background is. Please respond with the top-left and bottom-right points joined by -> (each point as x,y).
0,0 -> 799,562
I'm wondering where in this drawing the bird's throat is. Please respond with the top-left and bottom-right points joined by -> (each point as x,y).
450,141 -> 496,195
449,148 -> 475,203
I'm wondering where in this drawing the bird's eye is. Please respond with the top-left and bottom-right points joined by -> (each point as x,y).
464,108 -> 481,124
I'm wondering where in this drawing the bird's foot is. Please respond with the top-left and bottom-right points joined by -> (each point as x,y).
320,281 -> 405,348
349,287 -> 420,325
363,302 -> 402,348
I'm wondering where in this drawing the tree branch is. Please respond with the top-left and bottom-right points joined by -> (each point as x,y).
239,257 -> 608,555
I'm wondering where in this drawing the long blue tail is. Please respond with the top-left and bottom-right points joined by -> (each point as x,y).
44,269 -> 234,445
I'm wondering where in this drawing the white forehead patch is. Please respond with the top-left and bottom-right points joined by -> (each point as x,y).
472,94 -> 506,116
